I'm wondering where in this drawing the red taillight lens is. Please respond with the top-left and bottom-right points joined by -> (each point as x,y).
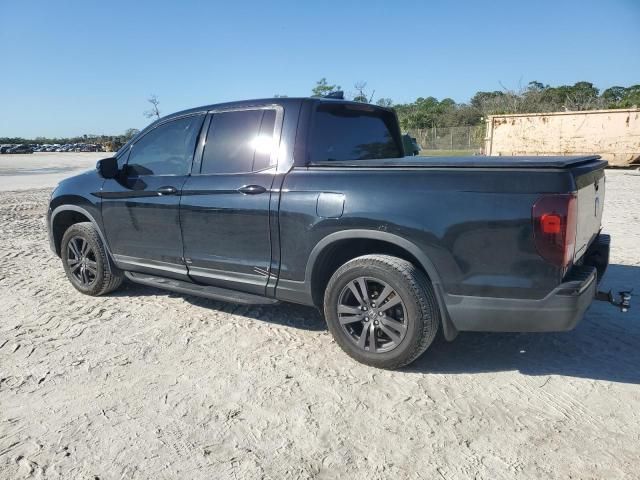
532,194 -> 577,268
540,214 -> 562,234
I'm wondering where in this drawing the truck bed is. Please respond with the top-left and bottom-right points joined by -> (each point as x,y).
308,153 -> 607,272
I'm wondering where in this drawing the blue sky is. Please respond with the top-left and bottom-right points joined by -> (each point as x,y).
1,0 -> 638,138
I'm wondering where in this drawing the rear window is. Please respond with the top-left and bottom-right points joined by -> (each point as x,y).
309,103 -> 403,162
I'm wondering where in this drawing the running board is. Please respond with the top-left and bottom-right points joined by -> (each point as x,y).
125,272 -> 279,305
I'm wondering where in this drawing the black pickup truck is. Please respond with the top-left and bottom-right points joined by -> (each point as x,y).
48,96 -> 613,368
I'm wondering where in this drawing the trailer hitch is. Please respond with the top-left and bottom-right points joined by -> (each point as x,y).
595,289 -> 632,312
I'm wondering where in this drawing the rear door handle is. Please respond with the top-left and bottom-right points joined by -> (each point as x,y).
157,186 -> 178,195
238,185 -> 267,195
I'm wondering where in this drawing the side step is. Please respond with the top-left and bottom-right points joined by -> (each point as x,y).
124,272 -> 279,305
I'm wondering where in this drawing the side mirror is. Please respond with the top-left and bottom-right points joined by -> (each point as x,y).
96,157 -> 119,179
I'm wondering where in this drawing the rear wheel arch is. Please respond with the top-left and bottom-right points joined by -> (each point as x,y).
306,230 -> 458,341
307,230 -> 441,301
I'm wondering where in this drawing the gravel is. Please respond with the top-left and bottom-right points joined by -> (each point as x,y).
0,153 -> 105,191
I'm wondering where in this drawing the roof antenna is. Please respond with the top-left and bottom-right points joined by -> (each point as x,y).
324,91 -> 344,99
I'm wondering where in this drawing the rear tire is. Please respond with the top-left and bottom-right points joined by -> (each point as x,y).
323,254 -> 440,369
61,222 -> 123,296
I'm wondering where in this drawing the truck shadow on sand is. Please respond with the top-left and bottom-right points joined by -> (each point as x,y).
113,264 -> 639,384
112,282 -> 328,332
409,264 -> 640,384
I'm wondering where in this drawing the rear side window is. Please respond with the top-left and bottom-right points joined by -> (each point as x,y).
309,104 -> 403,162
127,115 -> 203,176
200,109 -> 277,174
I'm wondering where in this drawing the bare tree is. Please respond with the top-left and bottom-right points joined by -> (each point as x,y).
563,92 -> 604,111
353,81 -> 369,103
144,95 -> 161,120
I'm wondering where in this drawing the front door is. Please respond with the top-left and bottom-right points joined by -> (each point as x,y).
101,114 -> 205,280
180,107 -> 281,295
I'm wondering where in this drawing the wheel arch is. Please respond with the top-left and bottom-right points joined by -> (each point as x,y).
305,230 -> 457,341
50,205 -> 110,257
307,230 -> 441,291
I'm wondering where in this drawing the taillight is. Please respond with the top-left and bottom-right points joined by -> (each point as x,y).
532,194 -> 577,268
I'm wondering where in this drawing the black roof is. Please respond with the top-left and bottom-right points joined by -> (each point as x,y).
120,96 -> 396,156
160,96 -> 391,123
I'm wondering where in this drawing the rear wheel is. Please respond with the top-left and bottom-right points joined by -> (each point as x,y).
61,222 -> 123,296
323,254 -> 440,369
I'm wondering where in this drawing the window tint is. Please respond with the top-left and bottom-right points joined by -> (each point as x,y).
201,109 -> 277,174
126,115 -> 202,176
309,104 -> 402,161
117,150 -> 129,169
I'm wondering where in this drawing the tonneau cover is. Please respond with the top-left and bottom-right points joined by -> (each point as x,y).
310,155 -> 605,169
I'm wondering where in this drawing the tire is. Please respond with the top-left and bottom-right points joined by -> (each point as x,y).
323,254 -> 440,369
61,222 -> 123,296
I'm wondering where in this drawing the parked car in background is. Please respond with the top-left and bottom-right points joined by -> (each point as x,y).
1,142 -> 106,153
8,144 -> 34,154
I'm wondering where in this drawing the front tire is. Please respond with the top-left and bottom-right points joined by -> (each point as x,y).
61,222 -> 123,296
323,255 -> 440,369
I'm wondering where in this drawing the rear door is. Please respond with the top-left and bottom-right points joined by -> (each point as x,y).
101,114 -> 204,279
180,106 -> 282,295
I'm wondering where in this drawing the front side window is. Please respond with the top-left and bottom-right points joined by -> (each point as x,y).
200,109 -> 277,174
126,115 -> 203,176
309,104 -> 403,162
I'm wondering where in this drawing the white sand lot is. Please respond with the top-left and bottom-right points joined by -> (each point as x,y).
0,152 -> 106,191
0,167 -> 638,479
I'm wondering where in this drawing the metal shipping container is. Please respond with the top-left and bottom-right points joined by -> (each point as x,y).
485,108 -> 640,166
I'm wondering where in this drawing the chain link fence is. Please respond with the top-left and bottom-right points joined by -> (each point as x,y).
407,125 -> 485,153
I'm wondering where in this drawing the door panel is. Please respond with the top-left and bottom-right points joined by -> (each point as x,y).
180,173 -> 274,294
179,107 -> 280,295
100,114 -> 205,280
101,175 -> 189,279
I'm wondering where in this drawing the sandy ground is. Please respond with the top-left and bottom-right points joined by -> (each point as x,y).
0,164 -> 638,479
0,153 -> 105,191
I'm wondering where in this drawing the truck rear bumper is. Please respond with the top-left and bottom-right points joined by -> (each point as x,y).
445,234 -> 609,333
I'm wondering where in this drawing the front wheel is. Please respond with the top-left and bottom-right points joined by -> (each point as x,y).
323,255 -> 440,369
61,222 -> 123,296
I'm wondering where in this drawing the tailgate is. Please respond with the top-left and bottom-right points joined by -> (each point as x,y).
573,160 -> 606,261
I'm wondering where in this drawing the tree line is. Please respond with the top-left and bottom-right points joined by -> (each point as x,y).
0,129 -> 140,150
310,78 -> 640,130
5,81 -> 638,144
1,97 -> 161,147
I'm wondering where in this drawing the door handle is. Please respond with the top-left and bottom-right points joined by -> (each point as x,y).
238,185 -> 267,195
157,186 -> 178,196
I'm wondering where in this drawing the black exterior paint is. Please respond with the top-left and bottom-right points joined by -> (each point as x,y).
180,171 -> 275,295
101,174 -> 189,274
276,168 -> 562,300
47,96 -> 608,333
